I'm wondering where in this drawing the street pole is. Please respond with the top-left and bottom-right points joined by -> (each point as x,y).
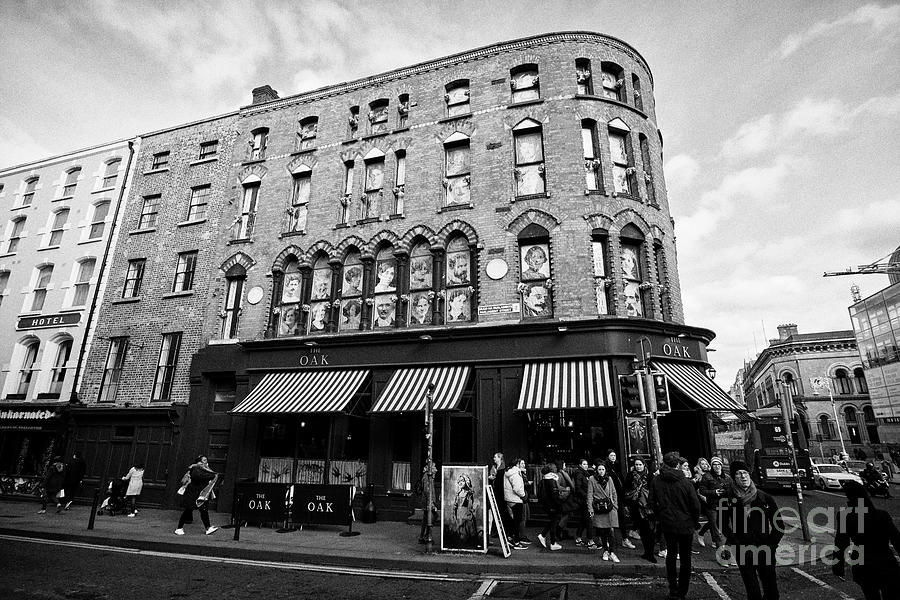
828,384 -> 847,456
636,337 -> 663,466
778,381 -> 810,542
422,383 -> 436,554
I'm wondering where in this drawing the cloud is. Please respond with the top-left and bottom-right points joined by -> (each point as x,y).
664,154 -> 699,191
778,3 -> 900,58
0,118 -> 52,169
823,197 -> 900,236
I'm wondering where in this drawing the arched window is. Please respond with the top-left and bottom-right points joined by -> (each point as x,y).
372,247 -> 397,330
600,62 -> 625,101
844,406 -> 861,444
510,64 -> 539,103
393,150 -> 406,214
48,208 -> 69,246
7,217 -> 26,253
309,255 -> 332,334
0,270 -> 9,308
362,149 -> 385,220
444,132 -> 471,206
279,260 -> 303,337
16,339 -> 40,397
513,119 -> 545,197
397,93 -> 410,128
368,99 -> 389,135
863,405 -> 880,444
72,258 -> 96,307
88,200 -> 110,239
62,168 -> 80,197
348,106 -> 359,137
445,80 -> 470,117
854,367 -> 868,394
339,250 -> 363,332
341,160 -> 354,224
298,116 -> 318,151
48,338 -> 73,395
31,265 -> 53,312
591,229 -> 612,315
620,225 -> 646,317
518,224 -> 552,320
445,236 -> 473,324
581,119 -> 602,192
102,159 -> 121,188
632,74 -> 644,111
22,176 -> 38,206
287,166 -> 311,233
818,414 -> 834,440
249,127 -> 268,160
234,176 -> 260,239
221,264 -> 246,340
781,373 -> 799,398
639,133 -> 656,205
835,368 -> 853,395
608,118 -> 635,196
575,58 -> 593,95
408,242 -> 434,326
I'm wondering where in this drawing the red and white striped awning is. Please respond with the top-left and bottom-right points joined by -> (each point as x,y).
370,366 -> 471,412
231,370 -> 369,414
516,360 -> 615,410
649,360 -> 750,416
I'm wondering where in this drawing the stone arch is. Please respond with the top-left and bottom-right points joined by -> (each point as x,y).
220,251 -> 255,273
436,219 -> 479,246
238,164 -> 268,183
302,240 -> 336,266
391,136 -> 413,153
505,209 -> 560,236
368,230 -> 402,255
610,208 -> 652,235
435,119 -> 476,143
339,148 -> 360,163
358,138 -> 391,160
503,110 -> 549,131
286,155 -> 318,175
584,213 -> 615,231
399,225 -> 438,251
650,224 -> 666,243
335,235 -> 368,258
271,245 -> 304,273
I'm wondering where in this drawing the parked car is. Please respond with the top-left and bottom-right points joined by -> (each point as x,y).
810,463 -> 863,490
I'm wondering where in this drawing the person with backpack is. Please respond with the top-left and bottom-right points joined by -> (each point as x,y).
537,463 -> 563,551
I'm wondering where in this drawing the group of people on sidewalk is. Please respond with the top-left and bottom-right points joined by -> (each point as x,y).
37,452 -> 86,514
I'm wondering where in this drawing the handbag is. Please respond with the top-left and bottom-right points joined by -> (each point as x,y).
593,497 -> 612,514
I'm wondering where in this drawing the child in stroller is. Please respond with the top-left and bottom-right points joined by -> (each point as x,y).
97,479 -> 129,516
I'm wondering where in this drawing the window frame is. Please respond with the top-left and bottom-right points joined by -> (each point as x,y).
22,177 -> 38,206
151,151 -> 170,170
608,122 -> 636,197
172,250 -> 198,292
513,120 -> 546,197
17,341 -> 40,396
62,168 -> 80,198
102,159 -> 121,188
72,258 -> 95,307
198,141 -> 218,161
510,65 -> 540,103
138,195 -> 160,229
98,337 -> 129,403
7,217 -> 26,253
186,185 -> 210,222
235,181 -> 260,239
48,209 -> 69,247
222,267 -> 245,340
31,265 -> 53,312
581,120 -> 602,192
151,332 -> 182,402
298,117 -> 318,151
122,258 -> 146,298
445,80 -> 470,117
575,58 -> 593,95
88,200 -> 111,239
47,338 -> 73,395
443,133 -> 471,206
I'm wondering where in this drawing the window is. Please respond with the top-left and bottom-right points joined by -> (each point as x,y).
600,62 -> 625,101
88,201 -> 110,239
309,255 -> 333,334
31,265 -> 53,312
653,241 -> 670,321
518,225 -> 551,319
408,243 -> 433,326
632,74 -> 644,111
287,168 -> 310,233
22,177 -> 38,206
397,93 -> 410,128
172,251 -> 198,292
234,180 -> 259,239
620,226 -> 647,317
581,120 -> 602,192
592,231 -> 612,315
510,65 -> 539,103
362,151 -> 385,220
138,195 -> 160,229
446,237 -> 473,324
844,406 -> 861,444
639,134 -> 656,205
48,209 -> 69,246
368,100 -> 389,135
101,159 -> 120,188
854,367 -> 868,394
443,133 -> 471,206
122,259 -> 146,298
445,81 -> 470,117
863,405 -> 880,444
348,106 -> 360,136
278,260 -> 303,337
340,161 -> 354,224
576,58 -> 593,95
608,120 -> 636,196
372,247 -> 397,330
835,369 -> 853,395
0,270 -> 9,307
781,373 -> 799,398
298,117 -> 318,150
249,129 -> 268,160
221,265 -> 245,340
151,151 -> 170,170
48,339 -> 73,395
198,141 -> 218,160
151,332 -> 182,401
339,251 -> 363,332
16,341 -> 40,397
187,185 -> 210,221
513,119 -> 545,197
818,414 -> 835,440
72,259 -> 95,306
7,217 -> 25,253
393,150 -> 406,214
62,168 -> 80,197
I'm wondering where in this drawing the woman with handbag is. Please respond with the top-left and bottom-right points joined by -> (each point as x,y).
589,462 -> 620,562
174,455 -> 219,536
624,457 -> 657,562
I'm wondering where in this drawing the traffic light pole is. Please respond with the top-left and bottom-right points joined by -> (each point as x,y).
779,383 -> 811,542
644,372 -> 663,467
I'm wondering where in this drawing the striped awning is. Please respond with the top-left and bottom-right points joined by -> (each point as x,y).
370,366 -> 471,413
649,360 -> 751,416
516,360 -> 615,410
231,370 -> 369,414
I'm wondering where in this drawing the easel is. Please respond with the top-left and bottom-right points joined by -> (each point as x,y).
486,485 -> 511,558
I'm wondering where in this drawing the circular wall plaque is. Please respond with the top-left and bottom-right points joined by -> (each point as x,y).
485,258 -> 509,280
247,286 -> 264,305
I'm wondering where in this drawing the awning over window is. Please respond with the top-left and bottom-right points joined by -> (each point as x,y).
231,370 -> 369,414
516,359 -> 615,411
370,366 -> 471,413
649,360 -> 753,418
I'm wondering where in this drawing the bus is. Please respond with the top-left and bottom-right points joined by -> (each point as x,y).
748,413 -> 812,491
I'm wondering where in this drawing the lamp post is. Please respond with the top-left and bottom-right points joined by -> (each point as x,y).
421,382 -> 437,553
776,378 -> 811,542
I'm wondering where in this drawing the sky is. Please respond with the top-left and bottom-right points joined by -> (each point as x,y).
2,1 -> 899,389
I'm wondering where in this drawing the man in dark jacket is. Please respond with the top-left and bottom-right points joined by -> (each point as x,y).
63,451 -> 87,510
698,456 -> 731,548
721,460 -> 783,600
649,451 -> 701,600
572,458 -> 594,547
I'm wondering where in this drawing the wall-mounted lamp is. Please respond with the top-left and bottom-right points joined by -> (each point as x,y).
705,366 -> 717,380
557,326 -> 568,333
304,341 -> 318,347
419,335 -> 433,341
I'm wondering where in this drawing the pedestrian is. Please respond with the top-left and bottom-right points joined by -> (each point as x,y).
537,463 -> 563,551
589,462 -> 620,562
831,480 -> 900,599
175,455 -> 219,536
624,457 -> 657,562
649,452 -> 701,600
488,452 -> 511,541
503,457 -> 528,548
572,458 -> 595,549
604,449 -> 634,549
698,456 -> 731,549
39,456 -> 66,514
721,460 -> 783,600
122,461 -> 145,517
62,451 -> 86,510
554,459 -> 578,540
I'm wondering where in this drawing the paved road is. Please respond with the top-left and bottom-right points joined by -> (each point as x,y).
0,537 -> 869,600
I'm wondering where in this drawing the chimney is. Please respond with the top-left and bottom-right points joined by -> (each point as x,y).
777,323 -> 798,341
251,85 -> 279,105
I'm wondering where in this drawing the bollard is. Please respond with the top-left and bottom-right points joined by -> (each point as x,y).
87,482 -> 102,530
233,489 -> 241,541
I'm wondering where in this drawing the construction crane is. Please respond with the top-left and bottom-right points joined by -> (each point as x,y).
823,251 -> 900,278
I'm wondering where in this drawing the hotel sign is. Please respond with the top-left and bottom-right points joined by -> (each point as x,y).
17,312 -> 81,330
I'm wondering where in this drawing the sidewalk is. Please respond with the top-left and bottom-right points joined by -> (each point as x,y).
0,499 -> 818,577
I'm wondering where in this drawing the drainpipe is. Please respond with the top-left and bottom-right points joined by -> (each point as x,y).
69,139 -> 136,404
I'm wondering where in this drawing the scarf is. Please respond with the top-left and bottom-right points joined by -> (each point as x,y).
735,479 -> 758,505
597,473 -> 610,488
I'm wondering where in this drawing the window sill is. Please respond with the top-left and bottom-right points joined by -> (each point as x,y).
4,394 -> 27,401
387,213 -> 404,221
112,297 -> 142,304
190,157 -> 218,166
280,230 -> 306,238
17,311 -> 42,318
291,148 -> 317,156
0,252 -> 15,259
129,227 -> 157,235
356,216 -> 381,225
208,338 -> 240,345
334,223 -> 351,230
341,138 -> 358,145
10,204 -> 29,212
37,392 -> 61,400
392,127 -> 410,134
54,195 -> 74,202
241,158 -> 266,166
576,94 -> 649,118
162,290 -> 194,299
362,132 -> 389,141
513,192 -> 550,202
437,203 -> 474,214
78,238 -> 102,245
176,218 -> 207,228
60,307 -> 85,312
38,245 -> 60,252
584,189 -> 606,196
438,113 -> 472,124
648,202 -> 661,210
92,186 -> 116,194
228,238 -> 253,245
143,168 -> 170,175
506,98 -> 544,110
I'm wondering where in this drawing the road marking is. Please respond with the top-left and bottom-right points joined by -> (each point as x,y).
467,579 -> 497,599
701,571 -> 732,600
791,567 -> 856,600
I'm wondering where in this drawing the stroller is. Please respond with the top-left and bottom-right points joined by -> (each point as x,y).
97,479 -> 129,516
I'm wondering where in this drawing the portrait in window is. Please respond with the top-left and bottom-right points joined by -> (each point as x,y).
310,256 -> 332,301
444,133 -> 471,206
445,80 -> 470,117
368,100 -> 389,134
445,236 -> 473,323
362,150 -> 385,219
620,237 -> 644,317
600,62 -> 624,101
341,298 -> 362,331
592,234 -> 611,315
446,238 -> 471,286
582,120 -> 602,192
513,119 -> 545,197
339,251 -> 363,332
522,282 -> 551,319
288,166 -> 311,233
409,244 -> 433,291
510,65 -> 539,103
608,119 -> 634,196
298,117 -> 318,150
373,246 -> 397,329
518,224 -> 552,319
575,58 -> 593,95
279,261 -> 303,337
520,243 -> 550,281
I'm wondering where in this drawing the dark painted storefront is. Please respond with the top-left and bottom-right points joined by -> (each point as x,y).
0,403 -> 69,499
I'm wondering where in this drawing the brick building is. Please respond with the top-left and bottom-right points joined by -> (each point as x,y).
0,139 -> 134,496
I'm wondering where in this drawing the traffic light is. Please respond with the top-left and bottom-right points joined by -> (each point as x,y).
651,373 -> 670,413
618,374 -> 646,413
